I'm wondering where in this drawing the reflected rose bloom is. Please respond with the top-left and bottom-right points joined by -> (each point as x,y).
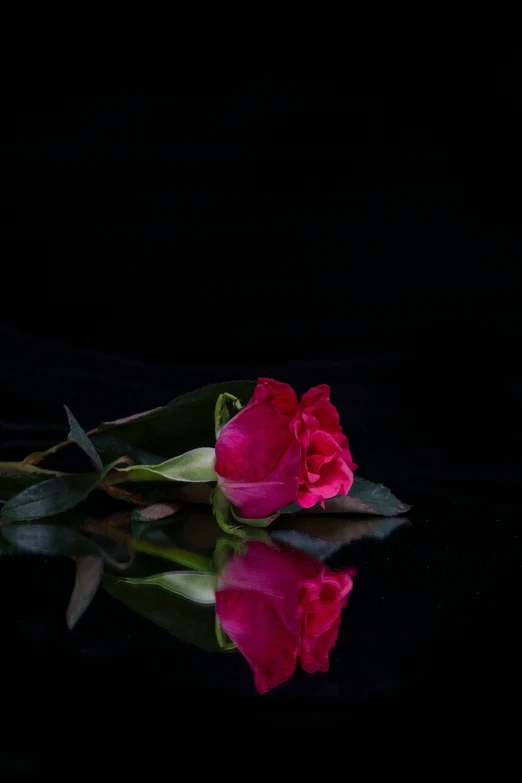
215,378 -> 356,518
216,540 -> 356,694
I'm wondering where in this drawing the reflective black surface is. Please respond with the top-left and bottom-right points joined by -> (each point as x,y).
1,329 -> 520,723
0,493 -> 518,706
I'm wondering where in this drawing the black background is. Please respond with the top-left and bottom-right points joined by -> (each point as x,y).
1,18 -> 521,767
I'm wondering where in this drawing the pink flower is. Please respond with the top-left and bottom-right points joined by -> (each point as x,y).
214,379 -> 301,519
293,384 -> 358,509
215,378 -> 356,518
216,541 -> 356,694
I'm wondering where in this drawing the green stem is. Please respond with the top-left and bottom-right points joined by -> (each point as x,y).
0,461 -> 69,477
128,537 -> 214,572
22,424 -> 102,465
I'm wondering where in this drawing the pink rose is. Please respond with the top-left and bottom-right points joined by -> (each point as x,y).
293,384 -> 358,509
216,540 -> 356,694
214,379 -> 301,519
215,378 -> 356,518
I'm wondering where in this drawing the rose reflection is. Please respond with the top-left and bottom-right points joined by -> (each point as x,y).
216,541 -> 356,694
104,510 -> 409,696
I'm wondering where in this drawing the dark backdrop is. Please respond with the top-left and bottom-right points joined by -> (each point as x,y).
1,35 -> 520,761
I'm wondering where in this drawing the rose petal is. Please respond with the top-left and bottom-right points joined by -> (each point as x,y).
299,384 -> 331,408
216,588 -> 298,694
217,542 -> 325,693
308,430 -> 342,457
257,378 -> 298,417
216,384 -> 295,483
220,540 -> 324,598
334,432 -> 358,470
217,543 -> 356,693
300,615 -> 341,673
311,398 -> 342,433
297,455 -> 354,507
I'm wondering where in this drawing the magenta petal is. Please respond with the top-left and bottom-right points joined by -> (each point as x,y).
216,542 -> 325,693
257,378 -> 298,417
217,543 -> 356,694
296,486 -> 321,508
215,379 -> 301,518
216,385 -> 293,483
312,456 -> 354,497
220,541 -> 324,599
216,589 -> 298,694
308,429 -> 342,456
300,616 -> 341,673
299,384 -> 331,408
297,455 -> 354,508
219,478 -> 299,519
218,435 -> 300,518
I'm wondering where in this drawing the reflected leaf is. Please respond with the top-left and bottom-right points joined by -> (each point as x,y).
130,502 -> 182,539
103,573 -> 223,652
2,523 -> 99,556
272,515 -> 410,560
133,502 -> 182,522
269,531 -> 342,562
66,555 -> 104,629
114,571 -> 217,605
137,507 -> 220,555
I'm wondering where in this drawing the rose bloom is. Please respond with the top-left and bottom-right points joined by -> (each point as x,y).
216,540 -> 356,694
215,378 -> 357,518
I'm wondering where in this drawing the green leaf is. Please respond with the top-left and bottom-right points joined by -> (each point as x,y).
325,477 -> 411,516
103,573 -> 223,652
230,506 -> 279,528
2,524 -> 99,556
113,571 -> 217,605
280,477 -> 411,517
116,447 -> 217,483
65,405 -> 103,470
85,435 -> 162,467
66,555 -> 104,629
91,381 -> 256,464
0,470 -> 59,503
0,461 -> 120,522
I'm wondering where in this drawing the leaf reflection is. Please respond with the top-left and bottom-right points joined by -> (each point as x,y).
271,514 -> 410,560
